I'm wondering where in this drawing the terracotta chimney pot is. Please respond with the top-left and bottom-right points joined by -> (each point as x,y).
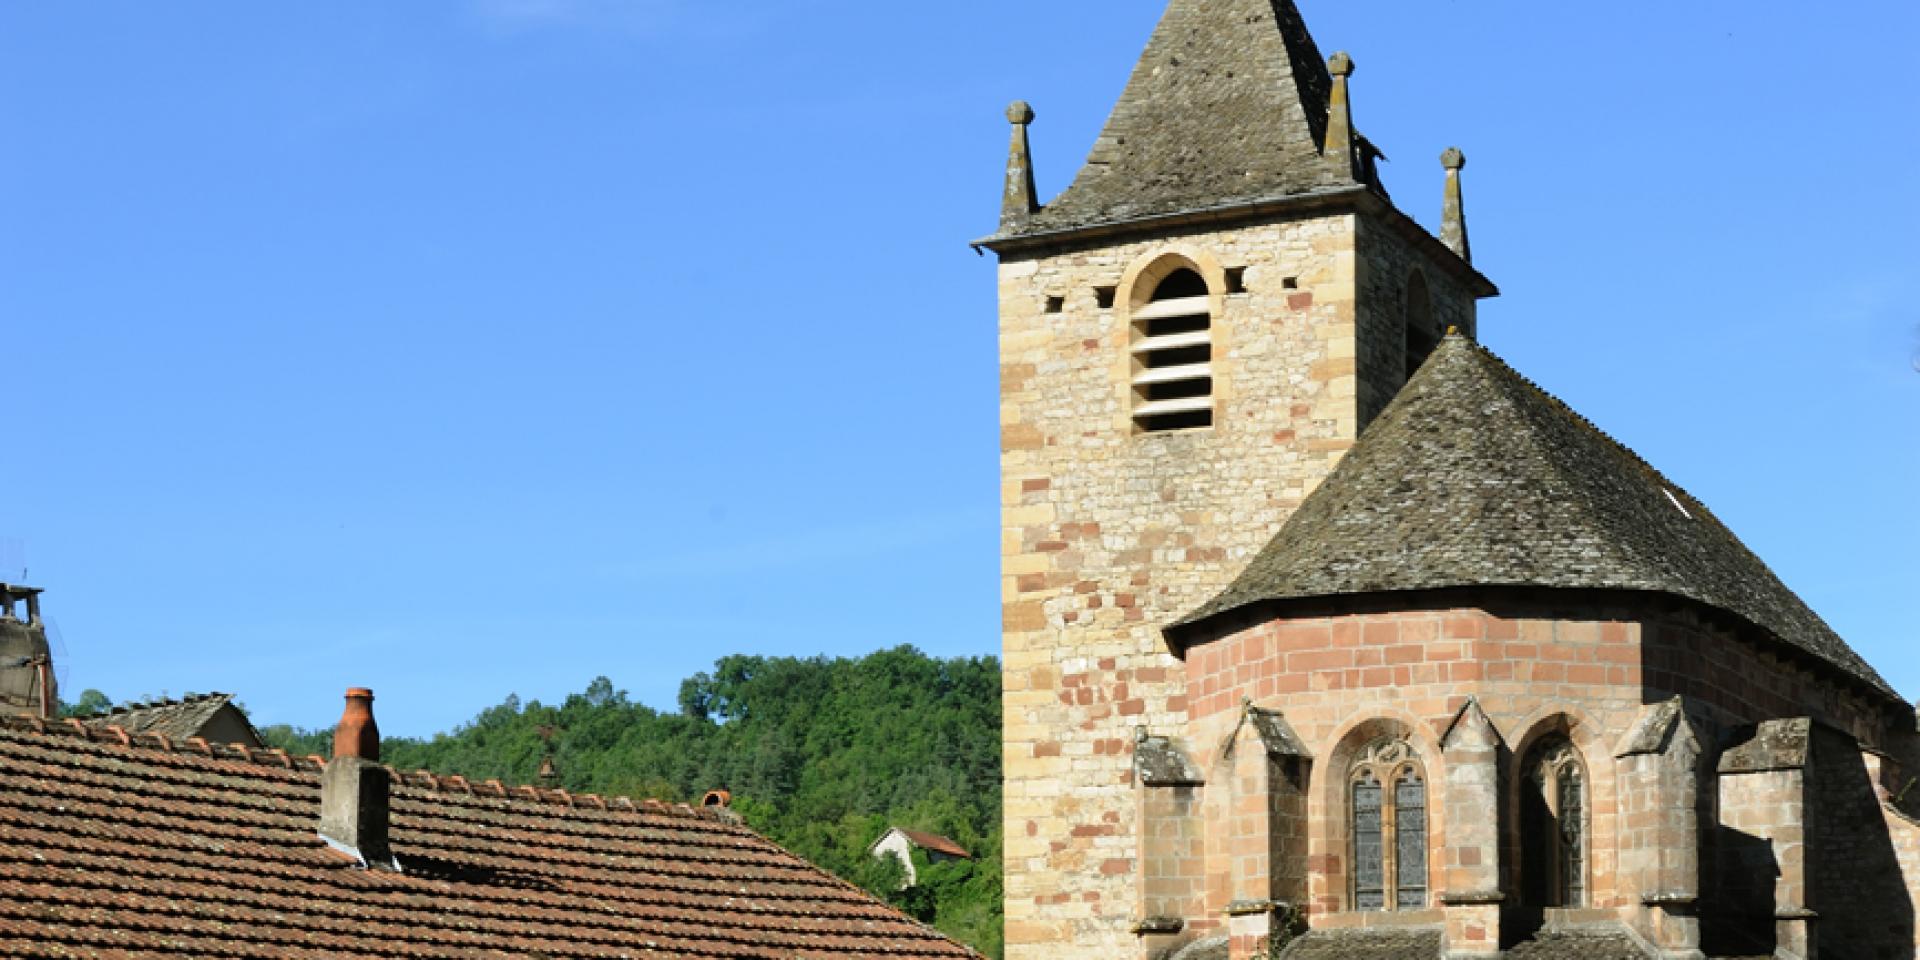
333,688 -> 380,762
319,686 -> 396,870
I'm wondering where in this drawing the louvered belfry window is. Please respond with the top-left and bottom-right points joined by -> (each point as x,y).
1350,738 -> 1429,911
1131,268 -> 1213,432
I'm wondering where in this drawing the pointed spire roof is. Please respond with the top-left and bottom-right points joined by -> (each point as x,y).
1013,0 -> 1370,238
1170,335 -> 1900,703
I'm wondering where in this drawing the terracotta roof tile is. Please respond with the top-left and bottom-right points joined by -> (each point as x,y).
894,830 -> 972,861
0,716 -> 978,959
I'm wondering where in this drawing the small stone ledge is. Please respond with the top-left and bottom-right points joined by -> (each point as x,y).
1226,898 -> 1276,917
1640,892 -> 1697,907
1717,718 -> 1812,774
1133,916 -> 1186,936
1136,729 -> 1205,786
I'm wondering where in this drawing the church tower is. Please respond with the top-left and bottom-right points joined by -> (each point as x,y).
982,1 -> 1495,957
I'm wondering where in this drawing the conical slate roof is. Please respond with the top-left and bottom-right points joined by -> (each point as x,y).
1016,0 -> 1363,236
1172,335 -> 1899,701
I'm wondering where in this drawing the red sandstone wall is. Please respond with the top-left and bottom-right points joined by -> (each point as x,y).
1176,599 -> 1904,935
1641,612 -> 1888,747
1182,606 -> 1646,918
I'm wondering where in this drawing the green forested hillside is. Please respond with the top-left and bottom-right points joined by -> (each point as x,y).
256,647 -> 1004,957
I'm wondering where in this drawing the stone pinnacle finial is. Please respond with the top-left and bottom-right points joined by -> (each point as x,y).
1000,100 -> 1040,232
1324,52 -> 1358,182
1440,147 -> 1472,263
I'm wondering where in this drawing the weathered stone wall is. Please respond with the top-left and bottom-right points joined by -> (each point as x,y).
1354,219 -> 1477,426
1879,794 -> 1920,959
1641,610 -> 1891,747
1137,783 -> 1206,955
1164,597 -> 1913,955
1000,195 -> 1490,958
1714,766 -> 1806,955
1181,605 -> 1644,923
1806,732 -> 1918,958
1000,212 -> 1370,957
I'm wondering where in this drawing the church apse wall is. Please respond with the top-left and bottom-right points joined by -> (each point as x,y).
1151,592 -> 1920,958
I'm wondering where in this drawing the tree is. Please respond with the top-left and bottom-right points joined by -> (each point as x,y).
256,647 -> 1005,957
57,689 -> 111,718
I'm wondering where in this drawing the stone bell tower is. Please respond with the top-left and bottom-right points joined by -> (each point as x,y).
978,1 -> 1496,956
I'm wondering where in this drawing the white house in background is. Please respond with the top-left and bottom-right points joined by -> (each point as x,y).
868,826 -> 975,888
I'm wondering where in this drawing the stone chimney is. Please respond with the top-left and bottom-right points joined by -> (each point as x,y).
318,688 -> 398,870
0,584 -> 55,720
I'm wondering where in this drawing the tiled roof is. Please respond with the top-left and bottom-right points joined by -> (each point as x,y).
1171,334 -> 1900,703
79,692 -> 260,746
998,0 -> 1375,241
1503,930 -> 1652,960
895,830 -> 972,861
1277,928 -> 1442,960
0,714 -> 978,959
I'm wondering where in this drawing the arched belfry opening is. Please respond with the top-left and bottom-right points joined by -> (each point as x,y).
1130,267 -> 1214,433
1404,270 -> 1437,381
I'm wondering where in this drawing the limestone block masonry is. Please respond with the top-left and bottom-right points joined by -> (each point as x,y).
999,212 -> 1475,956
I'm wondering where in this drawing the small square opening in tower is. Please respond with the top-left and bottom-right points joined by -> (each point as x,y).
1225,267 -> 1247,294
1094,286 -> 1117,310
1282,276 -> 1300,290
1044,295 -> 1065,314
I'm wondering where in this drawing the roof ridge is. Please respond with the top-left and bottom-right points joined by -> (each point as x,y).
1459,342 -> 1670,584
1453,338 -> 1710,509
1455,339 -> 1867,679
0,712 -> 734,824
84,690 -> 234,719
1009,0 -> 1368,238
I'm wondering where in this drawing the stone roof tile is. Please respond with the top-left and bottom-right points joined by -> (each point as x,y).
1277,927 -> 1442,960
1002,0 -> 1375,240
1171,334 -> 1899,703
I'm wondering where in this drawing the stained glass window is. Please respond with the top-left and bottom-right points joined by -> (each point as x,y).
1522,736 -> 1587,907
1349,738 -> 1425,912
1559,760 -> 1585,905
1353,774 -> 1385,911
1395,773 -> 1428,909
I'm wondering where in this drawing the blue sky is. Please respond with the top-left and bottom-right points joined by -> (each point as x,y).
1,1 -> 1914,736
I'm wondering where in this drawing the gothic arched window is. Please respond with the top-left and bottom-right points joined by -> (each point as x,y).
1350,737 -> 1429,911
1521,736 -> 1587,907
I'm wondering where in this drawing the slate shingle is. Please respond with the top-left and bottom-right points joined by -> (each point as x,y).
1277,927 -> 1443,960
1171,334 -> 1900,703
996,0 -> 1376,240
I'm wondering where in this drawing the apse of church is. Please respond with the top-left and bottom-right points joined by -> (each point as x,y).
981,2 -> 1920,958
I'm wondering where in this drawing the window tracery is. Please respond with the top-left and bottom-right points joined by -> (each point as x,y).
1522,736 -> 1587,907
1349,737 -> 1428,910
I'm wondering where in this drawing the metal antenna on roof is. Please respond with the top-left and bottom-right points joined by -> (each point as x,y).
44,618 -> 69,705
